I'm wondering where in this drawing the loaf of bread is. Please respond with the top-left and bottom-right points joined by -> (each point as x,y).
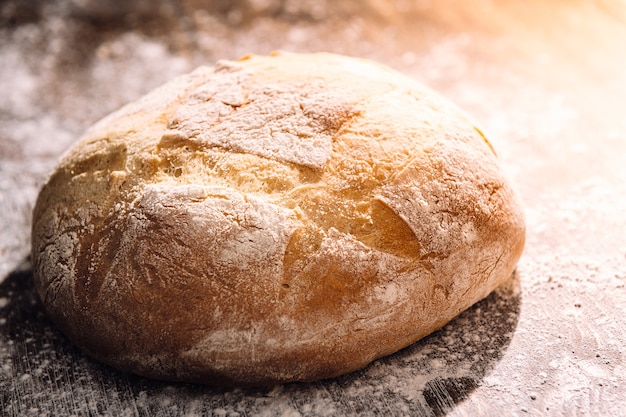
31,52 -> 525,386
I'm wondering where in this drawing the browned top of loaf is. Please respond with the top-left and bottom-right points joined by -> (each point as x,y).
32,52 -> 525,386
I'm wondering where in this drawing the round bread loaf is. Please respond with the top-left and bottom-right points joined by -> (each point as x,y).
31,52 -> 525,386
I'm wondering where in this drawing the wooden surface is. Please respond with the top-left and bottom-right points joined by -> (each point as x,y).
1,0 -> 626,415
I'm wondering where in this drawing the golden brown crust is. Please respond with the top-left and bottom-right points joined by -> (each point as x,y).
31,52 -> 525,386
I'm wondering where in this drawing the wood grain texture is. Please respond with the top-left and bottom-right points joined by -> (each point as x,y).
2,0 -> 626,415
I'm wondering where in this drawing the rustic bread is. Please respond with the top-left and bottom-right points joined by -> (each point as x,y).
31,52 -> 525,386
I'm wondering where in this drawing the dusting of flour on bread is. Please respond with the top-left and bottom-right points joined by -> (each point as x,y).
168,62 -> 358,170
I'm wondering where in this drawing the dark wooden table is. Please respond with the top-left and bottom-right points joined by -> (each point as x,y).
2,1 -> 625,415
